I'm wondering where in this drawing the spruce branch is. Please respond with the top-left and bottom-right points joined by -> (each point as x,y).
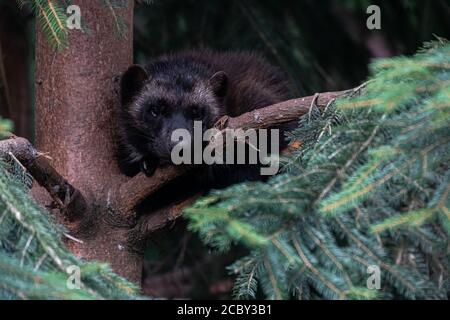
0,162 -> 139,299
185,42 -> 450,299
31,0 -> 68,49
0,137 -> 87,222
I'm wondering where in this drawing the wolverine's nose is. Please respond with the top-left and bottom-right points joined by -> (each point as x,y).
162,112 -> 194,153
169,112 -> 193,132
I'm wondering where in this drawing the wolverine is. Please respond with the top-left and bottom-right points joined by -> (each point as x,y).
117,50 -> 292,187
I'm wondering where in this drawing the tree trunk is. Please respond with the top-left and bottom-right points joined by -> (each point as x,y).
13,0 -> 353,287
34,1 -> 141,283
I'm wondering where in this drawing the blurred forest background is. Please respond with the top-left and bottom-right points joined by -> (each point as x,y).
0,0 -> 449,299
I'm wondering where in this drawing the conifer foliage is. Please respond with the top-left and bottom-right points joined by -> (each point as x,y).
186,41 -> 450,299
14,0 -> 134,49
0,119 -> 139,299
17,0 -> 68,49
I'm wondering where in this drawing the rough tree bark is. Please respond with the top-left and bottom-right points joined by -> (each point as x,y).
0,1 -> 354,287
34,1 -> 141,283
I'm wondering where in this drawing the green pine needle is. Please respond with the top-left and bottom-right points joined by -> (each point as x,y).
186,41 -> 450,300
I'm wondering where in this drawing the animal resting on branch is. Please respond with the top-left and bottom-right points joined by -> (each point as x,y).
0,89 -> 351,282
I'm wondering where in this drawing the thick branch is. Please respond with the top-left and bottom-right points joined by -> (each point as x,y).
126,193 -> 200,250
116,165 -> 189,216
0,137 -> 87,222
216,90 -> 349,130
139,193 -> 201,238
116,90 -> 351,216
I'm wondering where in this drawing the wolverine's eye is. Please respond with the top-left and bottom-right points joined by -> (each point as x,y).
149,105 -> 159,117
190,105 -> 204,120
142,105 -> 160,122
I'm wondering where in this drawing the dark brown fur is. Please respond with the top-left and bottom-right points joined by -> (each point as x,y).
117,50 -> 292,186
174,51 -> 291,116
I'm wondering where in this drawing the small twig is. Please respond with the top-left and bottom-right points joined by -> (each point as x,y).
351,80 -> 373,96
308,93 -> 320,122
63,232 -> 84,244
7,151 -> 27,172
33,253 -> 48,272
323,97 -> 336,115
36,151 -> 53,161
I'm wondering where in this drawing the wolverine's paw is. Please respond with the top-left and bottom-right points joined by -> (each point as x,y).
140,157 -> 159,177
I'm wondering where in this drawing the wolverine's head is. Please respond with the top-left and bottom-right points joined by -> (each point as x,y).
119,62 -> 228,161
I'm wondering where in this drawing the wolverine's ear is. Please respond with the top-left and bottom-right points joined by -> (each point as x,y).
209,71 -> 228,99
120,65 -> 149,106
